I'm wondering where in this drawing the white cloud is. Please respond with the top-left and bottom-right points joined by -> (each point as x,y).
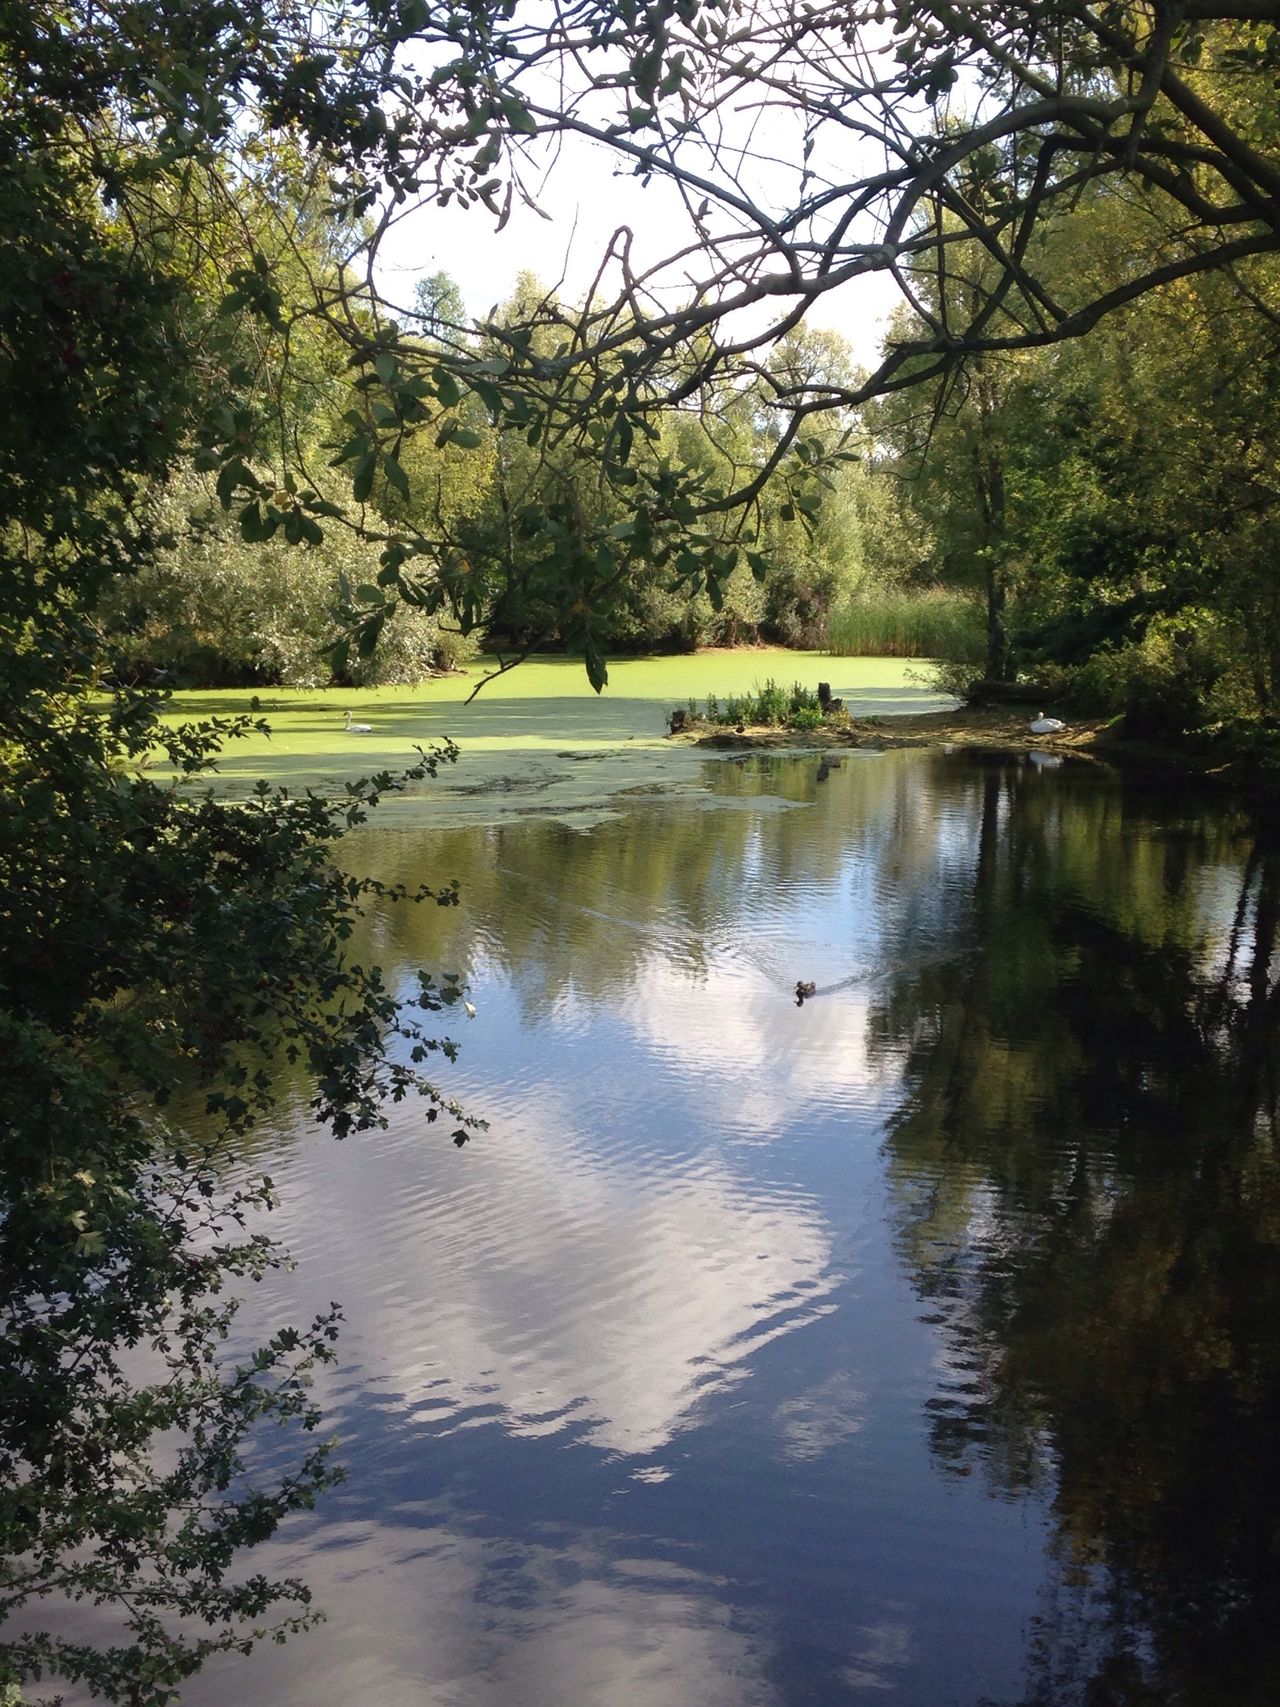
773,1371 -> 865,1462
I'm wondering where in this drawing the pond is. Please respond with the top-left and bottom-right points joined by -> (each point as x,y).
182,746 -> 1280,1707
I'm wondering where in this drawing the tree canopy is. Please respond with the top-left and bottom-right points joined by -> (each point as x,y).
14,0 -> 1276,684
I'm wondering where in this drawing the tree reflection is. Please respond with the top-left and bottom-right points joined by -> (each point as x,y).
871,757 -> 1280,1706
337,750 -> 934,1023
226,749 -> 1280,1702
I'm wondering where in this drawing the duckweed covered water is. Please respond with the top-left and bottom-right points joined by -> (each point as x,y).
157,652 -> 951,818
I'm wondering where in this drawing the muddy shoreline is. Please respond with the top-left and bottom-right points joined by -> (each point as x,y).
670,705 -> 1262,787
672,705 -> 1106,755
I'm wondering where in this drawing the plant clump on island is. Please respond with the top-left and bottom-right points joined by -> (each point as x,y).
670,679 -> 848,735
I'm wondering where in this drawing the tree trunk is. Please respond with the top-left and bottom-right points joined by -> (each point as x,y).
985,563 -> 1009,684
974,371 -> 1011,683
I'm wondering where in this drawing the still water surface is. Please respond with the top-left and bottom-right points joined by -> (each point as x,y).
188,748 -> 1279,1707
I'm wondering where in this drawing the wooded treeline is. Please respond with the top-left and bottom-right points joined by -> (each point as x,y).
873,208 -> 1280,736
105,273 -> 919,686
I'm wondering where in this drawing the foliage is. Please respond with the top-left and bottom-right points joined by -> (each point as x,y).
6,0 -> 1280,1693
101,478 -> 471,688
31,0 -> 1277,711
0,4 -> 476,1699
0,681 -> 476,1700
872,189 -> 1280,727
304,0 -> 1280,643
685,678 -> 834,729
1002,263 -> 1280,732
16,0 -> 1273,702
1,1156 -> 342,1705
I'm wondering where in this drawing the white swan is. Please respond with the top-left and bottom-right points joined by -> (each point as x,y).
1029,711 -> 1065,735
344,710 -> 374,733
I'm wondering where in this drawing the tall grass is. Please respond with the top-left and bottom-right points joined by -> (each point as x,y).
825,589 -> 985,661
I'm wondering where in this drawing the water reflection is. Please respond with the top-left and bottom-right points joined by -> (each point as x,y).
871,758 -> 1280,1705
180,750 -> 1276,1707
290,1107 -> 838,1456
186,1517 -> 782,1707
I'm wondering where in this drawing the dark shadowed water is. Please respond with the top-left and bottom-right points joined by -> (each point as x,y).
181,747 -> 1280,1707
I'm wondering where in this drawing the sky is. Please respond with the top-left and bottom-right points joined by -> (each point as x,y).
374,122 -> 906,372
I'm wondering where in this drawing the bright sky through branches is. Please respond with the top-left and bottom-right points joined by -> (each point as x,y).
373,30 -> 909,370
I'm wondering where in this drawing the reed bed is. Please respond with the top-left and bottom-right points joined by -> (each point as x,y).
825,590 -> 985,661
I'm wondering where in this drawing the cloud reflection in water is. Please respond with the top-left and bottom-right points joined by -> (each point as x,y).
296,1079 -> 839,1457
186,1521 -> 782,1707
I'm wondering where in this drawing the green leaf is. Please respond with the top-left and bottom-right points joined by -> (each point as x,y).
239,501 -> 279,543
583,642 -> 609,693
500,95 -> 539,137
357,614 -> 386,658
216,458 -> 248,508
437,424 -> 483,451
383,453 -> 410,497
352,452 -> 377,504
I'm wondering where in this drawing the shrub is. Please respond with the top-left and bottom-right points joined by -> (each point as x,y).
99,476 -> 468,687
1069,618 -> 1231,736
754,678 -> 791,724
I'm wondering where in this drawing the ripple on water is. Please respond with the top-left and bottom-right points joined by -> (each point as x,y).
259,1086 -> 844,1461
159,752 -> 1273,1707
